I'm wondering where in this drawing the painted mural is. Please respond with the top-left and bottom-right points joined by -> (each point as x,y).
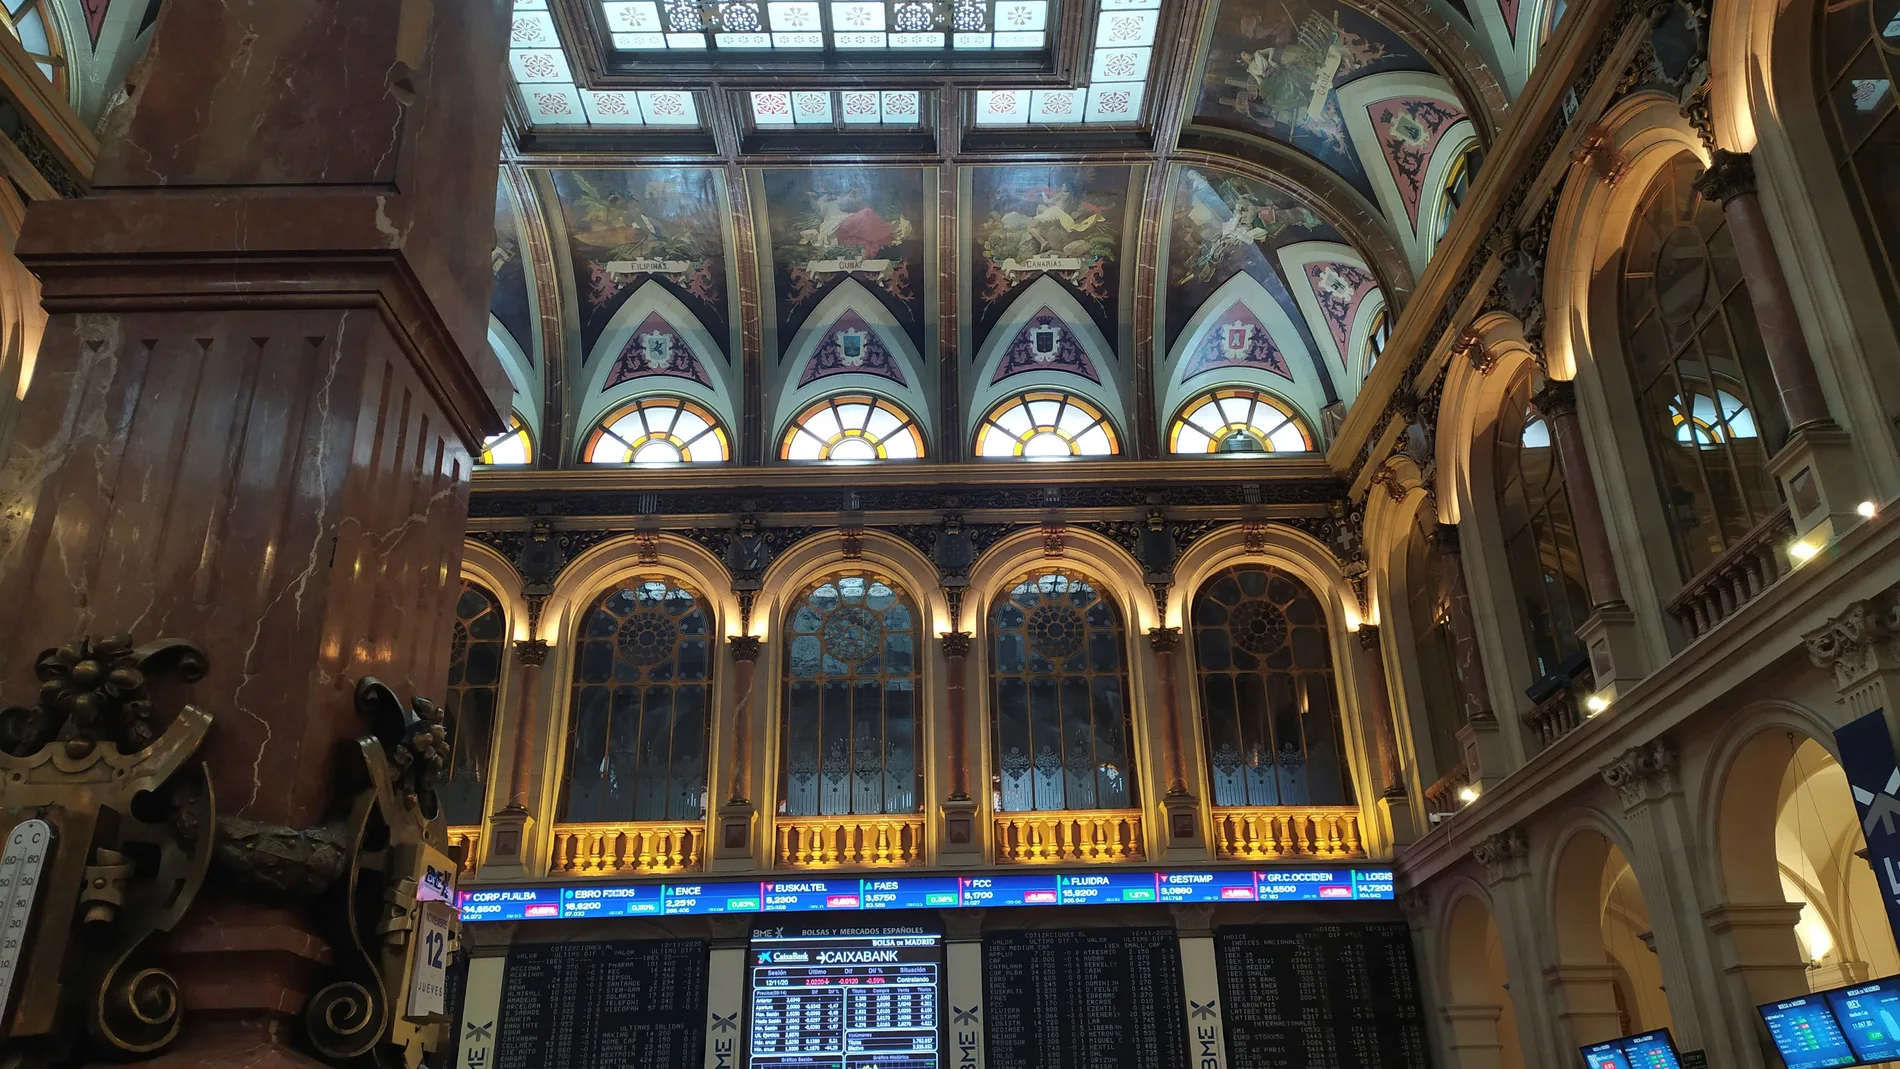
969,166 -> 1131,352
1369,96 -> 1467,226
797,310 -> 910,388
1166,166 -> 1335,352
491,180 -> 536,363
991,310 -> 1101,385
761,168 -> 927,359
1182,302 -> 1292,381
1194,0 -> 1437,202
1303,261 -> 1379,366
602,312 -> 712,390
550,169 -> 730,360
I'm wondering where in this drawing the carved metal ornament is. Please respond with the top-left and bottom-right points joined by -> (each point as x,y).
0,635 -> 216,1062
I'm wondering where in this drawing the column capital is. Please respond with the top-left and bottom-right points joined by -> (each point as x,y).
512,638 -> 550,667
1693,149 -> 1757,203
729,634 -> 764,662
1472,826 -> 1529,884
1147,625 -> 1181,653
939,631 -> 973,659
1804,593 -> 1900,691
1433,522 -> 1461,555
1599,737 -> 1680,809
1530,379 -> 1578,419
1355,624 -> 1382,650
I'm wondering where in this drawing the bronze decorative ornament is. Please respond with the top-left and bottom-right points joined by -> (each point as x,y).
0,635 -> 215,1062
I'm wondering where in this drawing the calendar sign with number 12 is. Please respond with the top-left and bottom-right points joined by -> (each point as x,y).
407,901 -> 456,1020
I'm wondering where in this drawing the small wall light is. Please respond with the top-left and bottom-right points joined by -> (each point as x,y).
1456,784 -> 1480,805
1789,540 -> 1821,564
1584,692 -> 1610,716
1859,500 -> 1879,519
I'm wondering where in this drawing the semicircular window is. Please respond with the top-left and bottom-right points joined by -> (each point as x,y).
989,570 -> 1137,812
442,581 -> 507,827
583,396 -> 731,464
480,411 -> 535,466
0,0 -> 64,89
974,390 -> 1120,459
780,394 -> 926,461
780,573 -> 923,816
1169,388 -> 1314,455
560,579 -> 713,823
1191,565 -> 1353,808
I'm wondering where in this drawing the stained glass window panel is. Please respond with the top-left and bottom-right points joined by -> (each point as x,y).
1494,372 -> 1590,681
443,582 -> 508,826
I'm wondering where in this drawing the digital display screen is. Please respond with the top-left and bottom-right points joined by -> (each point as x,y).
1826,979 -> 1900,1063
1579,1029 -> 1680,1069
1760,995 -> 1861,1069
458,867 -> 1392,921
747,923 -> 942,1069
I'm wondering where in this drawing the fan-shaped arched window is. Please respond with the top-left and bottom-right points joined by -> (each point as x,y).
1817,0 -> 1900,318
1620,155 -> 1787,581
583,396 -> 731,464
480,411 -> 535,466
974,391 -> 1120,458
559,580 -> 713,822
780,573 -> 923,816
1433,143 -> 1480,245
1405,510 -> 1466,776
989,570 -> 1137,812
1168,388 -> 1314,455
1191,565 -> 1353,807
0,0 -> 64,90
780,394 -> 926,461
1495,372 -> 1590,681
442,582 -> 507,827
1363,306 -> 1391,373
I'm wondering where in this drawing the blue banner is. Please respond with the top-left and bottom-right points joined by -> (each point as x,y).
1833,709 -> 1900,948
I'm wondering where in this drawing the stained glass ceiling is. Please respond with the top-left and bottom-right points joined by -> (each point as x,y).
599,0 -> 1050,51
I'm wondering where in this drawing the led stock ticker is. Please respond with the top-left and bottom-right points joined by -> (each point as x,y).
457,866 -> 1395,921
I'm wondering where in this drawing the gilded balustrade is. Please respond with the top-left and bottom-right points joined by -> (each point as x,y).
1210,806 -> 1364,861
994,810 -> 1144,863
447,825 -> 481,875
775,815 -> 926,868
550,822 -> 703,876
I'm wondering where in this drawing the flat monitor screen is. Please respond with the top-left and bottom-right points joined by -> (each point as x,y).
1760,994 -> 1861,1069
1824,978 -> 1900,1063
1580,1029 -> 1680,1069
747,922 -> 942,1069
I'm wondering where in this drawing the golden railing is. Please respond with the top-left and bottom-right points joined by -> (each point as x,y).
775,815 -> 926,868
1211,807 -> 1365,861
550,822 -> 703,876
994,810 -> 1144,863
447,826 -> 481,875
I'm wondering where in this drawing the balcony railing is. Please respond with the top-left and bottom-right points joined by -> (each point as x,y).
774,815 -> 926,868
1423,761 -> 1474,818
1211,806 -> 1365,861
447,826 -> 481,875
995,810 -> 1144,863
1665,507 -> 1795,642
550,822 -> 703,876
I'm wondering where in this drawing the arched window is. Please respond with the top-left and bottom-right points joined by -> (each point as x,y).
442,582 -> 507,827
1817,0 -> 1900,317
480,411 -> 535,466
1363,306 -> 1391,373
780,573 -> 923,816
1191,565 -> 1353,807
1494,372 -> 1591,680
582,396 -> 731,464
1433,143 -> 1480,245
1168,388 -> 1314,455
1620,155 -> 1787,581
0,0 -> 64,91
559,579 -> 713,823
780,394 -> 926,461
1405,510 -> 1466,776
974,390 -> 1120,458
989,569 -> 1137,812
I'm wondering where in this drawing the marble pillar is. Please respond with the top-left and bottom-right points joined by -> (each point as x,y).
485,638 -> 548,871
1436,524 -> 1512,786
1355,625 -> 1416,843
0,1 -> 511,1063
716,635 -> 763,865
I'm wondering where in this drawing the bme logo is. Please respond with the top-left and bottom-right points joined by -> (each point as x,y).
711,1037 -> 735,1069
1197,1023 -> 1223,1069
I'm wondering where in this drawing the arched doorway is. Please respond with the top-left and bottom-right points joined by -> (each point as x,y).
1443,893 -> 1527,1069
1549,828 -> 1673,1046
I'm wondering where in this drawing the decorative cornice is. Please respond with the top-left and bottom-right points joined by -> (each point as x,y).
1472,827 -> 1529,883
1599,738 -> 1679,809
939,632 -> 972,659
1692,149 -> 1756,203
1804,594 -> 1900,690
729,635 -> 763,663
1148,626 -> 1181,654
512,639 -> 549,667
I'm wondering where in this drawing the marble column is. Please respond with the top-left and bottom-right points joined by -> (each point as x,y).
1693,151 -> 1831,430
1149,627 -> 1190,796
0,2 -> 511,1064
1530,382 -> 1622,609
725,636 -> 763,805
1354,626 -> 1405,795
485,638 -> 548,869
941,632 -> 973,801
1433,525 -> 1494,723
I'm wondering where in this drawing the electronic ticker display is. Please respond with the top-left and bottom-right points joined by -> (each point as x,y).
458,867 -> 1393,922
747,923 -> 943,1069
1579,1030 -> 1683,1069
1759,995 -> 1860,1069
1825,978 -> 1900,1063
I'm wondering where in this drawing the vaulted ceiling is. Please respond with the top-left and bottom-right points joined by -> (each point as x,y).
488,0 -> 1563,467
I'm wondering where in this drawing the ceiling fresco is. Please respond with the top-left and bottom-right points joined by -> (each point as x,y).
484,0 -> 1544,463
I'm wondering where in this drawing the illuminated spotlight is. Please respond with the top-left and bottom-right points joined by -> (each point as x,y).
1456,784 -> 1480,805
1859,500 -> 1879,519
1789,540 -> 1821,564
1584,692 -> 1610,716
